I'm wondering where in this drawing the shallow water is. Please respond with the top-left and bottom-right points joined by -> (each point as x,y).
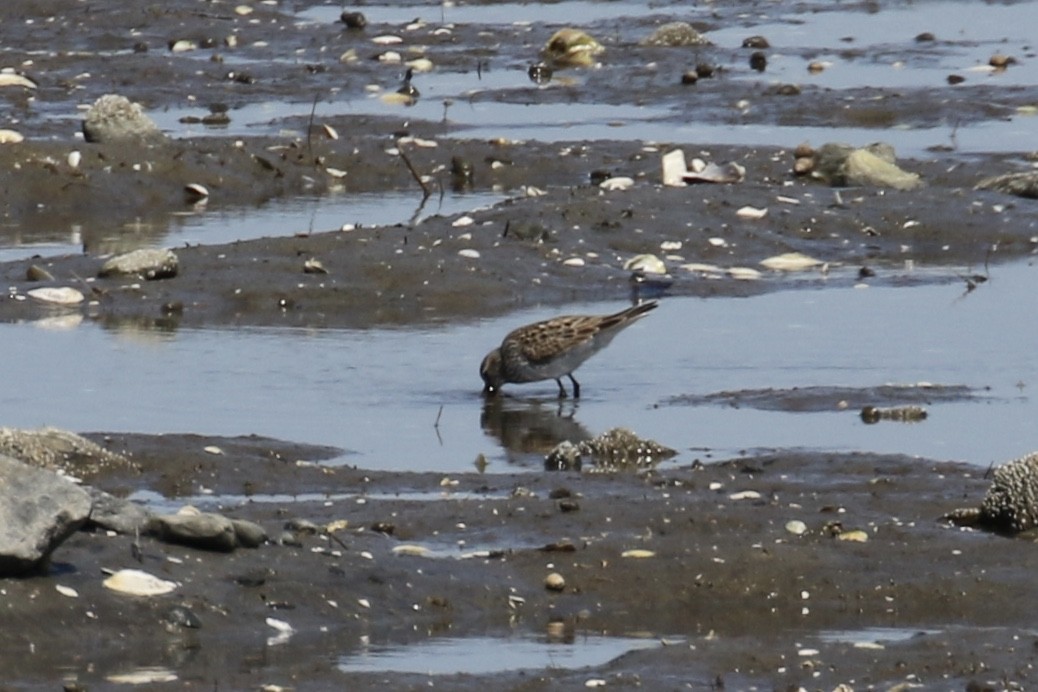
0,189 -> 505,263
4,259 -> 1037,475
337,632 -> 661,675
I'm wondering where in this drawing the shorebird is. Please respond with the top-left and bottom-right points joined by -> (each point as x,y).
479,301 -> 658,398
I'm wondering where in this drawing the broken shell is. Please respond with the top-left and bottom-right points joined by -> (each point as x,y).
55,584 -> 79,598
26,287 -> 85,305
26,264 -> 55,282
837,530 -> 869,543
392,544 -> 431,557
563,257 -> 586,267
372,34 -> 403,45
727,266 -> 762,281
0,129 -> 24,144
303,258 -> 329,274
67,150 -> 82,168
325,167 -> 347,179
599,176 -> 634,191
623,254 -> 667,275
458,249 -> 480,259
621,549 -> 655,559
729,490 -> 761,500
103,569 -> 177,596
759,252 -> 824,271
736,206 -> 768,220
184,183 -> 209,203
203,445 -> 224,455
544,572 -> 566,592
0,71 -> 37,89
322,123 -> 339,140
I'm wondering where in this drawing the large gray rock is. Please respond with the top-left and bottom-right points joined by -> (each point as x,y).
82,94 -> 165,144
0,455 -> 93,576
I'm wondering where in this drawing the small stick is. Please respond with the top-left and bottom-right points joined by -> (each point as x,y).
398,144 -> 431,198
306,92 -> 320,164
434,405 -> 443,429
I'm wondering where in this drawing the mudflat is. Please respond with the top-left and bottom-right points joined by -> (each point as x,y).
1,0 -> 1037,689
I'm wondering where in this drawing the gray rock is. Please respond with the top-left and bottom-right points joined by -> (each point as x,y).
0,455 -> 93,576
976,171 -> 1038,199
641,22 -> 711,47
545,427 -> 676,473
812,142 -> 922,190
842,148 -> 922,190
99,248 -> 179,280
0,426 -> 136,478
147,511 -> 238,552
232,519 -> 268,548
86,486 -> 153,534
82,94 -> 165,144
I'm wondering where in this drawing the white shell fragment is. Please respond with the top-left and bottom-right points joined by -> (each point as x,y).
661,149 -> 688,187
599,176 -> 634,191
727,266 -> 763,280
624,254 -> 667,274
684,161 -> 746,184
621,549 -> 655,559
736,206 -> 768,220
26,287 -> 85,305
55,584 -> 79,598
372,34 -> 403,45
0,129 -> 25,144
203,445 -> 224,455
458,249 -> 480,259
392,544 -> 431,557
67,150 -> 82,169
103,569 -> 178,596
760,252 -> 824,271
0,71 -> 37,89
563,257 -> 586,267
729,490 -> 761,500
106,668 -> 179,684
184,183 -> 209,203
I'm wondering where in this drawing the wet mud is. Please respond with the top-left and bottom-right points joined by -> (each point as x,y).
2,0 -> 1038,689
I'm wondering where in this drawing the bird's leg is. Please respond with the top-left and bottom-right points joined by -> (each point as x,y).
568,374 -> 581,399
554,378 -> 568,399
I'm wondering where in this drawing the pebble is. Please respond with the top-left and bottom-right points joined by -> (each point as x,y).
544,572 -> 566,591
785,520 -> 808,535
458,249 -> 480,259
759,252 -> 824,271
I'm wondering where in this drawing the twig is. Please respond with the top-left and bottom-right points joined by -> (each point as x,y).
434,405 -> 443,429
398,143 -> 431,199
306,92 -> 320,164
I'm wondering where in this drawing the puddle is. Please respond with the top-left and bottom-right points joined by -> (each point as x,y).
337,633 -> 660,675
2,260 -> 1038,473
127,488 -> 511,514
818,626 -> 941,646
0,189 -> 505,263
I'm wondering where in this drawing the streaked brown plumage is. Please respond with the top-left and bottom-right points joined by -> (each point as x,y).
480,301 -> 658,398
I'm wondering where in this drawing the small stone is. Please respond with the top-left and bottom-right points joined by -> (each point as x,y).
99,248 -> 179,280
785,520 -> 808,535
545,572 -> 566,592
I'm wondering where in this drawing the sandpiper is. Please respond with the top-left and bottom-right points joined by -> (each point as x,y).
480,301 -> 658,398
